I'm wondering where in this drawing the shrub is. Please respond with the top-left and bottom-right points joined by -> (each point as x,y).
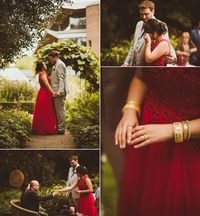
66,92 -> 99,148
40,183 -> 68,216
0,189 -> 21,216
0,109 -> 31,148
0,101 -> 35,114
91,174 -> 100,191
101,40 -> 131,66
0,78 -> 35,102
0,185 -> 65,216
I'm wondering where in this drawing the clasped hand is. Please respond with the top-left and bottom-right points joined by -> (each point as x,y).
52,190 -> 60,197
52,92 -> 61,97
115,116 -> 173,149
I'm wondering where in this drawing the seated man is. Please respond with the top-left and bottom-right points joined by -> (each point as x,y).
21,180 -> 58,215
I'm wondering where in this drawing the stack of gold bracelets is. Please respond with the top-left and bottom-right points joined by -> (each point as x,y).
172,121 -> 191,143
122,100 -> 192,143
122,100 -> 141,116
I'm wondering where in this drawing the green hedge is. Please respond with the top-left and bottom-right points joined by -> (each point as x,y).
0,101 -> 35,114
0,109 -> 31,148
101,40 -> 131,66
66,92 -> 99,148
0,189 -> 21,216
0,78 -> 35,102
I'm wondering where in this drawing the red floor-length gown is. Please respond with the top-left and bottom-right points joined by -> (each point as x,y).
77,176 -> 98,216
32,71 -> 57,134
118,56 -> 200,215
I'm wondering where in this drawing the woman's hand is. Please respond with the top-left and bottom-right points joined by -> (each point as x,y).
144,33 -> 151,45
129,124 -> 174,149
115,109 -> 139,149
190,47 -> 197,54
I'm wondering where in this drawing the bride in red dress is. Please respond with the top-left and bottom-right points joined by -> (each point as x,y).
116,70 -> 200,216
143,19 -> 171,66
32,62 -> 57,135
59,166 -> 98,216
115,20 -> 200,216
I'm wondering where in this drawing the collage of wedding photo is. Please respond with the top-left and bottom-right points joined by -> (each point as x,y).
1,0 -> 200,216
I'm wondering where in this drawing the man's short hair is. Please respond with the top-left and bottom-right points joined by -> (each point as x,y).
30,180 -> 39,188
48,50 -> 59,58
68,155 -> 78,161
138,0 -> 155,11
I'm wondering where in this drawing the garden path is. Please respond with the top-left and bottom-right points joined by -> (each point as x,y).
24,129 -> 75,149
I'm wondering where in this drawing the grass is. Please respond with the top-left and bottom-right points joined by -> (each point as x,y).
102,155 -> 118,216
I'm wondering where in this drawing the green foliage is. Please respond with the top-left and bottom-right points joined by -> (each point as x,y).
170,37 -> 181,50
91,174 -> 100,191
16,56 -> 36,70
0,152 -> 57,188
36,40 -> 99,92
40,183 -> 68,216
0,78 -> 35,102
0,101 -> 35,114
0,189 -> 21,215
102,158 -> 118,216
0,109 -> 31,148
0,0 -> 69,67
101,40 -> 131,66
66,92 -> 99,148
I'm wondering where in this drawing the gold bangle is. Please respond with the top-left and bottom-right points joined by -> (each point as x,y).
186,120 -> 191,140
122,101 -> 141,116
173,122 -> 184,143
122,104 -> 141,115
181,121 -> 189,141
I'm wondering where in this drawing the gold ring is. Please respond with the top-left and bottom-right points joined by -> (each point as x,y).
143,135 -> 147,141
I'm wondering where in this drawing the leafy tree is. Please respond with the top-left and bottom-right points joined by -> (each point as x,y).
36,40 -> 99,92
0,0 -> 71,67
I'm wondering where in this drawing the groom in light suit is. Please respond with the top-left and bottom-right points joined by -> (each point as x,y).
48,51 -> 69,134
122,0 -> 176,66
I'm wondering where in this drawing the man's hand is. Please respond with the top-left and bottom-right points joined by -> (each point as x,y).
74,188 -> 82,194
165,56 -> 175,64
52,190 -> 59,197
53,92 -> 61,97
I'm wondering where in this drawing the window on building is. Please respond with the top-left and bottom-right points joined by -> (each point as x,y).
69,17 -> 86,29
70,37 -> 87,46
88,40 -> 92,47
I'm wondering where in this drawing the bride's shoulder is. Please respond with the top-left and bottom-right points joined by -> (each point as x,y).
38,70 -> 45,77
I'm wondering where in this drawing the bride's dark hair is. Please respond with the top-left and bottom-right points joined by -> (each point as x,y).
144,19 -> 167,35
35,62 -> 45,74
76,166 -> 89,176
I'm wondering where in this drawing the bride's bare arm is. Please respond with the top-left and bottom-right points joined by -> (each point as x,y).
59,180 -> 78,192
115,68 -> 147,148
190,119 -> 200,138
145,41 -> 169,63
